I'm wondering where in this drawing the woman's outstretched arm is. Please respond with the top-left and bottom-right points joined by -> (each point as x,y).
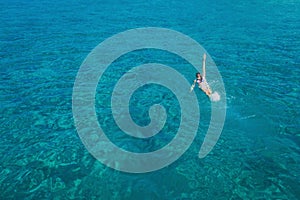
202,53 -> 206,78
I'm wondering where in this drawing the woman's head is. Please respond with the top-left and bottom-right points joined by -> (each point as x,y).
196,72 -> 202,82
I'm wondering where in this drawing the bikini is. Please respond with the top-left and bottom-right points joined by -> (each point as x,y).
196,77 -> 209,90
196,77 -> 203,84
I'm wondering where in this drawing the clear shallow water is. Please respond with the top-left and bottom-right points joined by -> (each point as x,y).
1,0 -> 300,199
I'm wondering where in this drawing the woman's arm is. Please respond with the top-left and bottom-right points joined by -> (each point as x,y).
190,85 -> 195,92
190,80 -> 196,92
202,53 -> 206,78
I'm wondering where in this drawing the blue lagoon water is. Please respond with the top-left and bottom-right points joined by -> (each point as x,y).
1,0 -> 300,199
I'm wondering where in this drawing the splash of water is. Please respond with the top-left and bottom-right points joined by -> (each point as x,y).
210,92 -> 220,102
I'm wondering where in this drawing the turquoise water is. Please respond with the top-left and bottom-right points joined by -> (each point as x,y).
1,0 -> 300,199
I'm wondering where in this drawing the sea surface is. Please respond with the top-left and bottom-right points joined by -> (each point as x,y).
1,0 -> 300,199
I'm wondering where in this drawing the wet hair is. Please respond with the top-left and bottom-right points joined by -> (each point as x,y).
196,72 -> 202,82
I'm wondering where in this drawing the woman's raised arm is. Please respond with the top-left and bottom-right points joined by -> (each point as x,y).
202,53 -> 207,78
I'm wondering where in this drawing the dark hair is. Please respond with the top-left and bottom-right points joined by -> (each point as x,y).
196,72 -> 202,82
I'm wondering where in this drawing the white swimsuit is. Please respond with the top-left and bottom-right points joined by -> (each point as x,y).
197,77 -> 210,90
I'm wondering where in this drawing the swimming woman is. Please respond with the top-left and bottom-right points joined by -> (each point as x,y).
190,53 -> 212,96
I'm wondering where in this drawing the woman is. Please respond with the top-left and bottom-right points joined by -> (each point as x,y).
190,53 -> 212,96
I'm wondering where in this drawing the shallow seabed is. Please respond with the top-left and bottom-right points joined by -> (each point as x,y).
0,0 -> 299,199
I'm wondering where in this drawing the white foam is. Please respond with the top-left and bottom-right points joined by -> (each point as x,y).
210,92 -> 220,102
